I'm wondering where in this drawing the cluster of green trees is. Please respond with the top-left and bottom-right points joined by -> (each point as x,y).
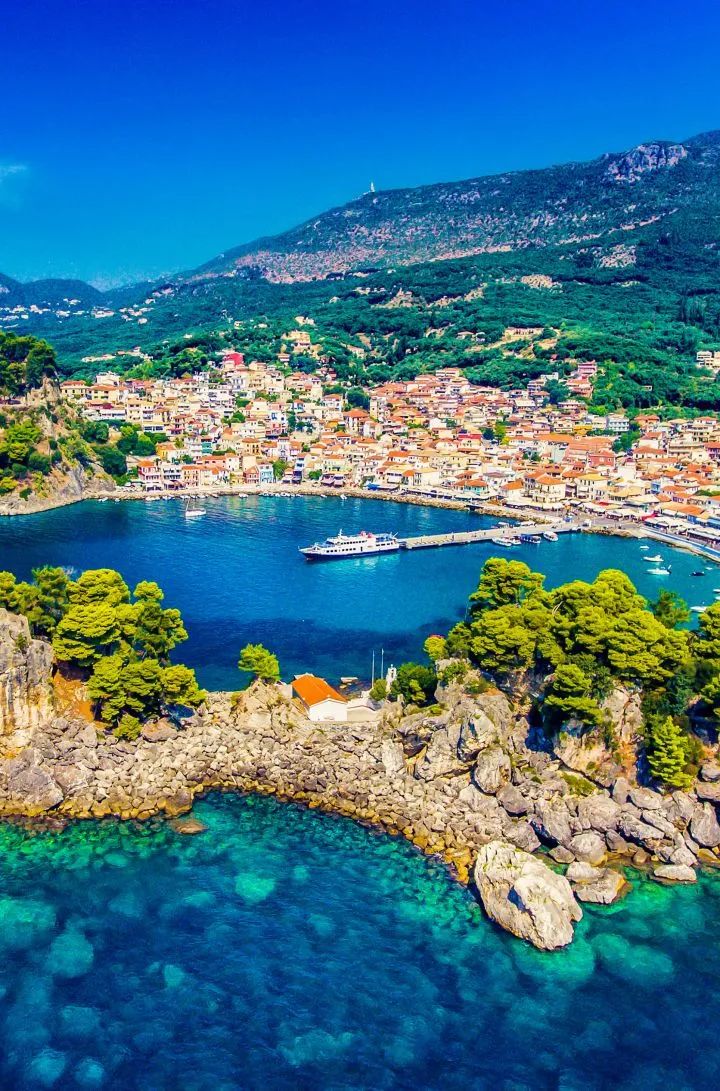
0,567 -> 204,739
439,558 -> 720,790
0,417 -> 59,494
0,332 -> 56,396
78,420 -> 163,480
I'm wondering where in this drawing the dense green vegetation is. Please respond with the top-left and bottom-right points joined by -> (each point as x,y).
0,567 -> 204,739
0,331 -> 56,396
32,224 -> 720,412
0,333 -> 168,498
428,558 -> 720,790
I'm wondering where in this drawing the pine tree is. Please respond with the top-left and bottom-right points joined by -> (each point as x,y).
647,716 -> 692,791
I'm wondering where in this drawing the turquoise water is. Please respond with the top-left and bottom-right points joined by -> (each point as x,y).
0,793 -> 718,1090
0,496 -> 716,687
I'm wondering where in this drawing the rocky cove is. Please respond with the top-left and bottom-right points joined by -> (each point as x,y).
3,608 -> 720,951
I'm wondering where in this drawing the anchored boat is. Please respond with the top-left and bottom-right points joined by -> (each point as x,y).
300,530 -> 400,561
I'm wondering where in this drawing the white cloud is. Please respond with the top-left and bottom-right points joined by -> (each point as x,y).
0,164 -> 28,204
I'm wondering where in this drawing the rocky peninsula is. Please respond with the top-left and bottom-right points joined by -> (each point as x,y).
2,608 -> 719,951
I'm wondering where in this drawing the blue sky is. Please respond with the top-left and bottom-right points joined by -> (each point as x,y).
3,0 -> 720,286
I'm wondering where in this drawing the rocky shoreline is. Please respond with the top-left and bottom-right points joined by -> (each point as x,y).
3,609 -> 720,950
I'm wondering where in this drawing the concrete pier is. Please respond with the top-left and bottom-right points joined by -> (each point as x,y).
399,522 -> 577,550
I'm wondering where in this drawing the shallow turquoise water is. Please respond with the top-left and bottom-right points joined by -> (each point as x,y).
0,793 -> 718,1090
0,496 -> 716,687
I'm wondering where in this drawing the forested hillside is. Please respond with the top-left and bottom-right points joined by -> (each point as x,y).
3,131 -> 720,410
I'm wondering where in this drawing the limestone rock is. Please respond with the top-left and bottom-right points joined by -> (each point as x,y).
496,783 -> 530,816
172,816 -> 208,835
602,687 -> 643,744
2,751 -> 63,814
456,711 -> 496,762
380,739 -> 405,779
653,864 -> 697,883
568,831 -> 606,866
0,610 -> 54,734
472,747 -> 511,795
553,724 -> 620,788
612,777 -> 631,805
567,863 -> 628,904
629,787 -> 662,811
532,799 -> 574,847
142,719 -> 176,743
617,810 -> 662,847
700,762 -> 720,783
473,840 -> 582,950
504,821 -> 540,854
549,846 -> 575,864
689,803 -> 720,849
605,830 -> 632,855
695,782 -> 720,804
415,728 -> 468,781
577,793 -> 620,833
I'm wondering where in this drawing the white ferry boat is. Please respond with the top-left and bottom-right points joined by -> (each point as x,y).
300,530 -> 400,561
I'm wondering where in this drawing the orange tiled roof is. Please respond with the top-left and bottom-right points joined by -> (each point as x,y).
292,675 -> 347,706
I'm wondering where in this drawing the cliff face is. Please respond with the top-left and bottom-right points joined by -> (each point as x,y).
0,381 -> 116,517
0,610 -> 54,735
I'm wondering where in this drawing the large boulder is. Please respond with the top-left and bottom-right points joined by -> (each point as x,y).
496,783 -> 530,816
532,798 -> 574,847
690,803 -> 720,849
566,862 -> 628,904
472,746 -> 511,795
415,727 -> 468,781
577,793 -> 620,833
0,750 -> 63,815
553,724 -> 621,788
568,831 -> 606,866
380,738 -> 406,779
617,809 -> 662,847
456,711 -> 496,763
473,840 -> 582,950
653,864 -> 697,884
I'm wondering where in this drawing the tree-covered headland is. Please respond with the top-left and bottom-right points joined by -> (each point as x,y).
0,567 -> 205,739
390,559 -> 720,792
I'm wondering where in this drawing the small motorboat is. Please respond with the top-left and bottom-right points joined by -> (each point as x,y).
640,544 -> 649,551
691,605 -> 707,614
643,554 -> 663,563
648,567 -> 670,576
692,571 -> 705,577
543,530 -> 559,542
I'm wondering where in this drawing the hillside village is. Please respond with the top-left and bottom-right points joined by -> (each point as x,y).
56,335 -> 720,548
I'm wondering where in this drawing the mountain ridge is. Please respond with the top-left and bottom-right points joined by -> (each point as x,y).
3,128 -> 720,305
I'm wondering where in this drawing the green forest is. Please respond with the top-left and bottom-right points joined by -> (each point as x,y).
26,219 -> 720,413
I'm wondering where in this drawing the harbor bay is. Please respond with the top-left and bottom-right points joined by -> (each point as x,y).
1,493 -> 716,688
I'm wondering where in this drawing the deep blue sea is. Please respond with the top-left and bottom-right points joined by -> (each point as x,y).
0,793 -> 718,1091
0,495 -> 716,688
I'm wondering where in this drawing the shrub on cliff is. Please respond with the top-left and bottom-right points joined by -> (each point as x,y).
645,715 -> 693,791
238,644 -> 281,683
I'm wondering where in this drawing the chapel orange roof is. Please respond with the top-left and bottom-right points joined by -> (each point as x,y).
292,674 -> 347,706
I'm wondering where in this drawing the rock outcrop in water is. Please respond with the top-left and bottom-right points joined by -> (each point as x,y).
474,841 -> 582,949
1,614 -> 720,947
